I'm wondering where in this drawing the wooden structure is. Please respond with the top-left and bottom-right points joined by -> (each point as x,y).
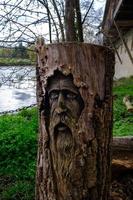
112,136 -> 133,182
112,136 -> 133,161
35,39 -> 114,200
102,0 -> 133,79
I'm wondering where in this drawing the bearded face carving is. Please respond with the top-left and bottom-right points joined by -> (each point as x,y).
47,71 -> 84,154
46,71 -> 85,199
36,42 -> 113,200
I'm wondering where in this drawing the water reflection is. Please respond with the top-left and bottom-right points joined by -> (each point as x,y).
0,66 -> 36,112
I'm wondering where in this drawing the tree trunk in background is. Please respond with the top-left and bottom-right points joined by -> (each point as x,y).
65,0 -> 76,41
65,0 -> 83,42
75,0 -> 84,42
36,40 -> 114,200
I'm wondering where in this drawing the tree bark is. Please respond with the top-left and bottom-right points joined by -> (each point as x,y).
65,0 -> 76,41
75,0 -> 84,42
36,40 -> 114,200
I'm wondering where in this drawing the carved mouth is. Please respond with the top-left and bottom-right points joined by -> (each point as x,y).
55,123 -> 69,132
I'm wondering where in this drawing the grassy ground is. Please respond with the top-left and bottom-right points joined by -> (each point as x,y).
0,108 -> 38,199
113,76 -> 133,136
0,77 -> 133,199
0,58 -> 34,66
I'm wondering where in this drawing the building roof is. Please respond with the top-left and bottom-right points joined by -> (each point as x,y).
102,0 -> 133,40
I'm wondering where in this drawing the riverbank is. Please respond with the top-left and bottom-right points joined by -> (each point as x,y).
0,58 -> 35,66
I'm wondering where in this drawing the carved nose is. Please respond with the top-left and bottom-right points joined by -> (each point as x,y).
57,93 -> 64,106
56,93 -> 67,114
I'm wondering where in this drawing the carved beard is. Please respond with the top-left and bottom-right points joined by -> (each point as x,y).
49,113 -> 82,199
49,111 -> 76,168
49,110 -> 76,159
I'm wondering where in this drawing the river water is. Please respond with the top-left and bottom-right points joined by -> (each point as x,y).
0,66 -> 36,112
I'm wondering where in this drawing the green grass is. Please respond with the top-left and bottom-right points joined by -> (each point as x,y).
0,108 -> 38,199
0,58 -> 34,66
113,76 -> 133,136
0,77 -> 133,199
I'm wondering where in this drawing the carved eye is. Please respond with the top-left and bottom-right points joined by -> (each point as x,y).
49,91 -> 59,101
66,92 -> 77,100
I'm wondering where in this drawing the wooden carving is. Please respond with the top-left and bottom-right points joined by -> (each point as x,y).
36,40 -> 114,200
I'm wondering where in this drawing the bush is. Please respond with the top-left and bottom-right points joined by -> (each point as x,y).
0,58 -> 34,66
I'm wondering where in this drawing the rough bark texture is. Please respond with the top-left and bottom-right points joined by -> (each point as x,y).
35,41 -> 114,200
75,0 -> 84,42
65,0 -> 76,41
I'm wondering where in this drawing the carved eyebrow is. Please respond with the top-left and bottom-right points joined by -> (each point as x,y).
63,89 -> 78,95
48,88 -> 79,95
48,89 -> 59,96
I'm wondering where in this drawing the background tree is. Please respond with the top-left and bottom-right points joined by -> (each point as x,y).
65,0 -> 83,42
12,42 -> 29,58
0,0 -> 104,86
0,0 -> 104,46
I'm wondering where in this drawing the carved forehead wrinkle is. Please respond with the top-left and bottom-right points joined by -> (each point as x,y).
47,74 -> 79,94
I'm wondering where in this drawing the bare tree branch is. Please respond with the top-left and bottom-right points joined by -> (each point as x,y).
82,0 -> 94,25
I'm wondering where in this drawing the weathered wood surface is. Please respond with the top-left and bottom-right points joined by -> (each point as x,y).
112,136 -> 133,175
111,137 -> 133,200
112,136 -> 133,152
36,41 -> 114,200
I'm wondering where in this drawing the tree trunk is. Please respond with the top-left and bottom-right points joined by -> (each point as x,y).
65,0 -> 76,41
36,40 -> 114,200
75,0 -> 84,42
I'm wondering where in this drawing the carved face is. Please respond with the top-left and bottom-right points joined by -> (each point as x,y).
47,72 -> 84,136
46,72 -> 85,198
